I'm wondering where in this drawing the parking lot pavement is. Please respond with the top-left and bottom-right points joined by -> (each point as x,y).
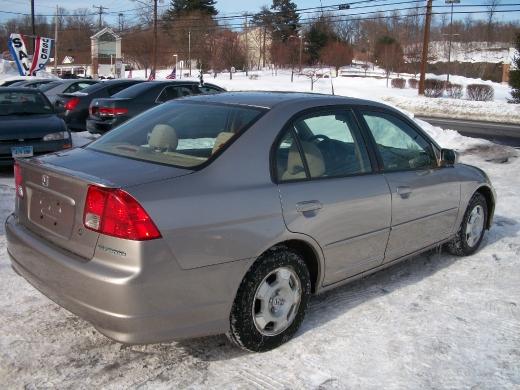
0,151 -> 519,389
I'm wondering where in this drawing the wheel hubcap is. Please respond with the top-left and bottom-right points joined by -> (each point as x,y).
465,205 -> 485,247
252,267 -> 302,336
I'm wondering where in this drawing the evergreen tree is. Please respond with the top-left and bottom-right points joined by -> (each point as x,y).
164,0 -> 218,19
270,0 -> 299,42
305,16 -> 339,64
509,33 -> 520,104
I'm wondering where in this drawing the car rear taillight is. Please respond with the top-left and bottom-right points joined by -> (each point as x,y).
98,107 -> 128,117
64,97 -> 80,111
14,162 -> 23,198
83,185 -> 161,241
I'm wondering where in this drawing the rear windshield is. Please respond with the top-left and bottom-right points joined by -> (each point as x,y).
0,90 -> 53,115
77,82 -> 105,95
88,101 -> 265,168
39,81 -> 62,91
112,82 -> 157,98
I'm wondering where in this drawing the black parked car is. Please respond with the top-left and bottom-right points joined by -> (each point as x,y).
8,79 -> 57,89
0,88 -> 71,166
55,79 -> 143,132
86,81 -> 224,134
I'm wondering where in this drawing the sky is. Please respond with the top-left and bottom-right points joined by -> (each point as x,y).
0,0 -> 519,26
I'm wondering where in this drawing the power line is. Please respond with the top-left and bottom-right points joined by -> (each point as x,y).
92,5 -> 109,28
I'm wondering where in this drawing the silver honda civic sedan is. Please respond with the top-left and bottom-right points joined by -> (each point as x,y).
6,92 -> 495,352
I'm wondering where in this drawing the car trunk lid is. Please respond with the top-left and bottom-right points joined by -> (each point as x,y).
89,98 -> 131,120
15,147 -> 192,260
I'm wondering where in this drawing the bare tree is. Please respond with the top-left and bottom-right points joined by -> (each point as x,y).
217,29 -> 246,80
320,41 -> 353,76
123,29 -> 154,77
486,0 -> 501,41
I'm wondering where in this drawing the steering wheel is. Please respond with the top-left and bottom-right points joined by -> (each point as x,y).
308,134 -> 330,143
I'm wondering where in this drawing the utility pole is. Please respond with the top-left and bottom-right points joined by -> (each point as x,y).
418,0 -> 433,95
118,13 -> 124,32
299,33 -> 303,73
244,13 -> 249,77
152,0 -> 157,78
54,5 -> 58,74
93,5 -> 109,29
31,0 -> 35,53
445,0 -> 460,82
188,30 -> 191,77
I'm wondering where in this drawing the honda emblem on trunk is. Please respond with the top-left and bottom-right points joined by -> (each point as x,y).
42,174 -> 49,187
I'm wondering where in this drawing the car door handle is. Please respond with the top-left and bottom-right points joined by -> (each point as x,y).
396,186 -> 412,199
296,200 -> 323,213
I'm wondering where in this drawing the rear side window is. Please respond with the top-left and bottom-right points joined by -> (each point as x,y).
198,85 -> 222,94
275,109 -> 371,182
88,101 -> 264,169
157,86 -> 194,102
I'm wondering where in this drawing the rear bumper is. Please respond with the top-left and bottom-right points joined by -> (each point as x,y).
6,214 -> 253,344
86,117 -> 120,134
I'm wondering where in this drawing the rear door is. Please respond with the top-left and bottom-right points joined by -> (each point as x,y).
358,109 -> 460,261
275,107 -> 391,286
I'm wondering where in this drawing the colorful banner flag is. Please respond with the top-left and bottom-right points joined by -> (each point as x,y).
165,67 -> 176,79
29,36 -> 53,76
8,33 -> 30,76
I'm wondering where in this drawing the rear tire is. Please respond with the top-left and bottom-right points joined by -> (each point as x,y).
447,192 -> 487,256
228,246 -> 311,352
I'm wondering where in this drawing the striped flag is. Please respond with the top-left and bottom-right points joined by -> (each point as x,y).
165,67 -> 176,79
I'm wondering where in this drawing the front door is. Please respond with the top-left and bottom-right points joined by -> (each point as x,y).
359,110 -> 460,261
274,108 -> 392,286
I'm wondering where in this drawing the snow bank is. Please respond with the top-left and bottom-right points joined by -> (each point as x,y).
383,95 -> 520,124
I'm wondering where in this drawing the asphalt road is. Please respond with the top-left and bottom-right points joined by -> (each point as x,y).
416,116 -> 520,148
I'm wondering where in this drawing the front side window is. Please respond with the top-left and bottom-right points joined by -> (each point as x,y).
362,111 -> 436,171
88,101 -> 264,168
275,109 -> 371,181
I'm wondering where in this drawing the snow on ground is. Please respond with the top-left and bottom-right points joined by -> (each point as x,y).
0,119 -> 519,388
127,68 -> 519,123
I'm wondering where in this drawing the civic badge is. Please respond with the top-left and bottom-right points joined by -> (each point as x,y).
42,174 -> 49,187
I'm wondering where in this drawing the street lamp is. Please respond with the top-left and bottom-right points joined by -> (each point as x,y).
445,0 -> 460,82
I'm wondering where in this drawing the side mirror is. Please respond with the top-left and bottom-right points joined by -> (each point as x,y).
440,148 -> 457,167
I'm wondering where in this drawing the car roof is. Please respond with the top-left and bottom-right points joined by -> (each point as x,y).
0,87 -> 43,93
180,91 -> 388,110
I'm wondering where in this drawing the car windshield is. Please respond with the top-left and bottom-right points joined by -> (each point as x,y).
0,90 -> 53,115
88,101 -> 265,169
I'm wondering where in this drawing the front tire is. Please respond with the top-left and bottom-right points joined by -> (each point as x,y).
447,192 -> 487,256
228,246 -> 311,352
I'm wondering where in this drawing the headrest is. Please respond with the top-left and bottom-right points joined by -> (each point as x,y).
149,124 -> 178,151
283,141 -> 325,180
212,132 -> 234,154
